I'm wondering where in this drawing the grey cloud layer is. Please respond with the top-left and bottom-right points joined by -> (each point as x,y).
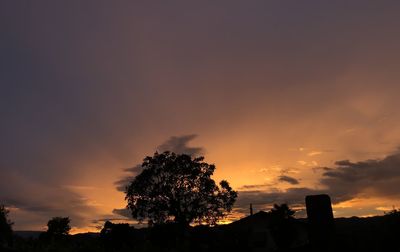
321,151 -> 400,199
237,150 -> 400,211
0,172 -> 98,229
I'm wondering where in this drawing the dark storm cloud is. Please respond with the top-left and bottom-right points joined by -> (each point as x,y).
237,149 -> 400,211
278,175 -> 299,185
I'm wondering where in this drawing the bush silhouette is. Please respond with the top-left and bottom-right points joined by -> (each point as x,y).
125,151 -> 237,226
100,221 -> 136,250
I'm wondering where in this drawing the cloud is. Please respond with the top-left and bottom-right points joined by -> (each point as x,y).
238,184 -> 270,190
156,134 -> 204,156
114,165 -> 142,192
112,208 -> 132,219
236,149 -> 400,213
320,150 -> 400,199
297,160 -> 307,166
297,160 -> 318,166
278,175 -> 299,185
308,151 -> 323,156
0,172 -> 99,230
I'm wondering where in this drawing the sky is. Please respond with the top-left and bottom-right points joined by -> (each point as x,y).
1,0 -> 400,233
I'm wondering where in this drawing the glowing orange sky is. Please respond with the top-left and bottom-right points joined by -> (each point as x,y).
2,1 -> 400,233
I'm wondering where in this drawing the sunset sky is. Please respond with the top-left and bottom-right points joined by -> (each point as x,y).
2,1 -> 400,233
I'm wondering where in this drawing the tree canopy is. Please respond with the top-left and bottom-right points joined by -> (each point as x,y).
270,203 -> 296,219
0,205 -> 13,247
125,151 -> 237,226
46,217 -> 71,236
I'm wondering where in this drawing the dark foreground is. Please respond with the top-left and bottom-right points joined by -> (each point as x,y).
4,213 -> 400,252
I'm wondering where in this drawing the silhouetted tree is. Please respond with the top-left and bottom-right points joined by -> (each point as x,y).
270,203 -> 296,219
383,207 -> 400,245
384,207 -> 400,217
46,217 -> 71,236
0,205 -> 13,247
269,204 -> 297,250
125,151 -> 237,226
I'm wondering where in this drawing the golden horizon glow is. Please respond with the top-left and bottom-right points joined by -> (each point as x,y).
3,1 -> 400,232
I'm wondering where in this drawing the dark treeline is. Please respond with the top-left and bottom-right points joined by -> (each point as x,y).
1,205 -> 400,252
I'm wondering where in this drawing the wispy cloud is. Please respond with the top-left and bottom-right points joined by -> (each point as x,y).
308,151 -> 323,156
235,148 -> 400,215
156,134 -> 204,156
278,175 -> 299,185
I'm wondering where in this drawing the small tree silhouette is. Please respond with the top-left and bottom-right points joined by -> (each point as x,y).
384,207 -> 400,217
269,204 -> 297,250
0,205 -> 13,247
46,217 -> 71,236
270,203 -> 296,219
125,151 -> 237,226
